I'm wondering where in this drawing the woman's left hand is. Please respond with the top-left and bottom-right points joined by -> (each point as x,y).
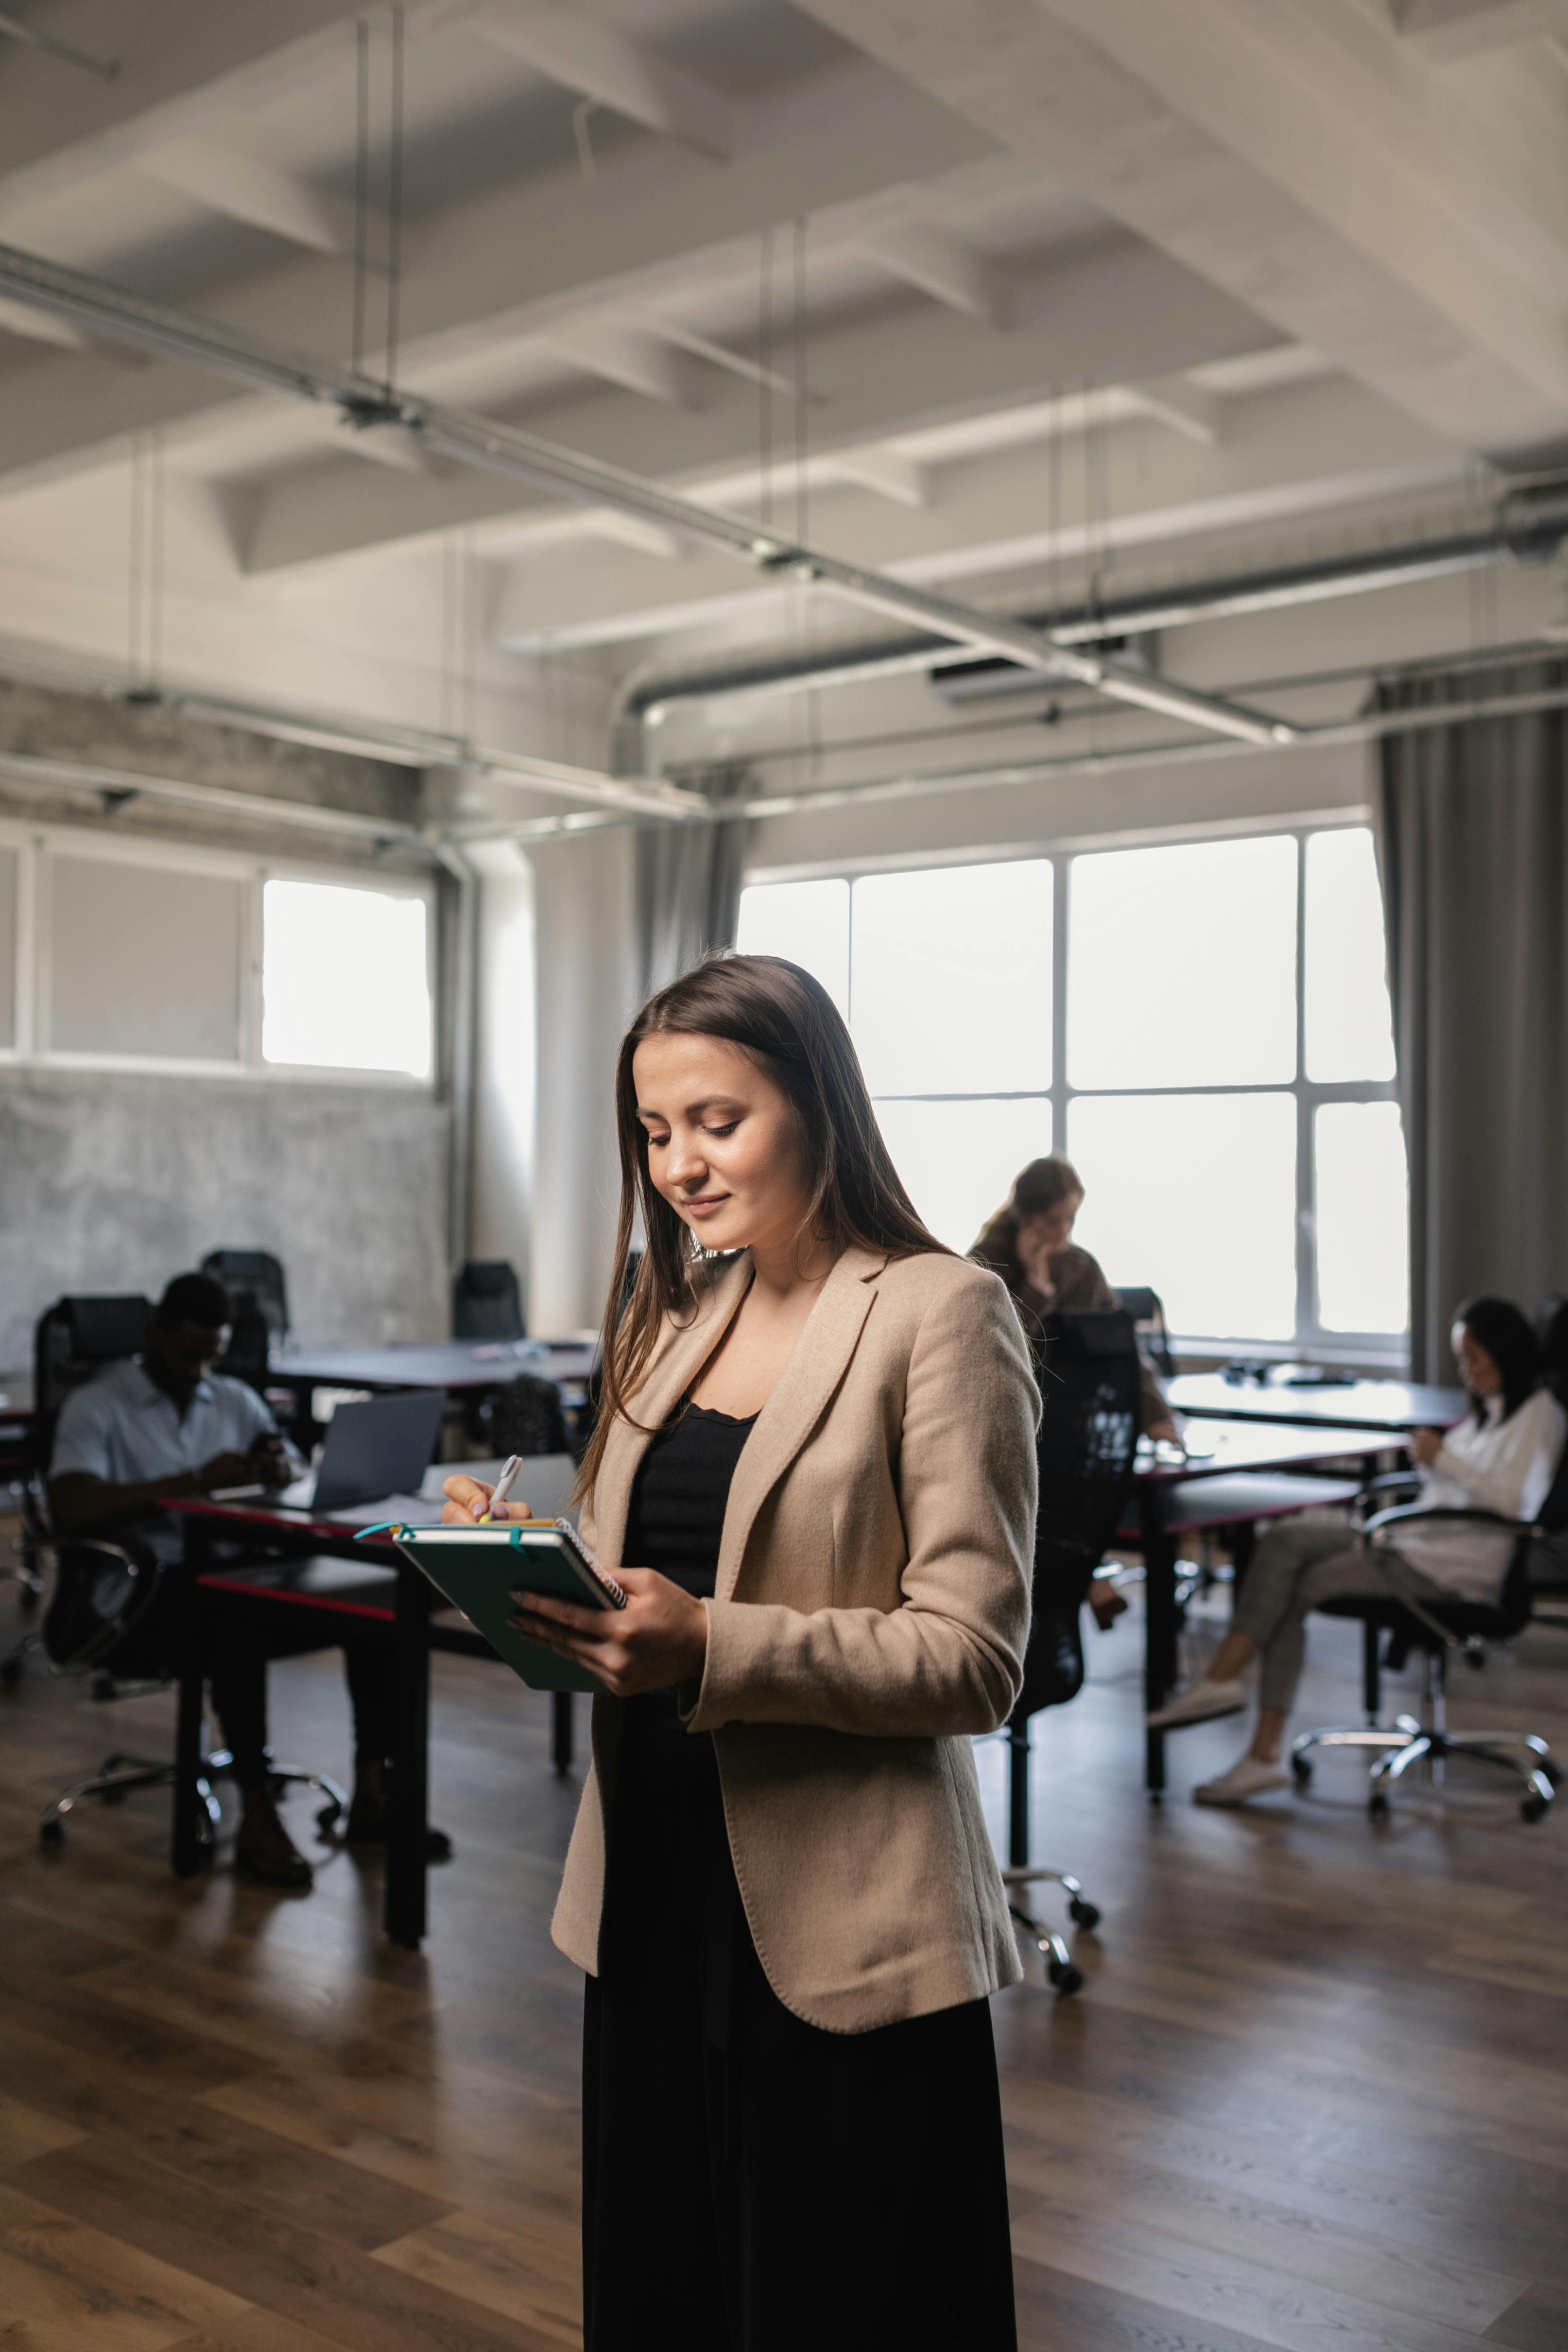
509,1567 -> 708,1697
1409,1426 -> 1444,1468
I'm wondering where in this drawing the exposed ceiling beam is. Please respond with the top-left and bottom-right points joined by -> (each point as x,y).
0,56 -> 992,497
0,237 -> 1296,749
536,320 -> 700,406
236,240 -> 1281,572
577,508 -> 691,561
857,226 -> 1009,326
828,450 -> 932,508
470,0 -> 740,159
336,419 -> 452,476
137,140 -> 362,255
1377,0 -> 1568,56
1126,375 -> 1223,445
0,294 -> 90,351
796,0 -> 1568,463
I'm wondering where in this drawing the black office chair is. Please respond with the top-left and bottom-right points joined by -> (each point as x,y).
453,1260 -> 525,1342
3,1296 -> 151,1690
200,1251 -> 290,1344
1001,1310 -> 1141,1992
1113,1285 -> 1176,1378
1291,1451 -> 1567,1822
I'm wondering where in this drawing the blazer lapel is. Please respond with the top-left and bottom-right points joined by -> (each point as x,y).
714,1245 -> 885,1603
591,1254 -> 753,1568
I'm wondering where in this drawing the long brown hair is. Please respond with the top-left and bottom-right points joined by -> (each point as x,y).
970,1152 -> 1085,1298
576,952 -> 945,1502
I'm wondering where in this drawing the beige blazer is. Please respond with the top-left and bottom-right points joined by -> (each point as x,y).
551,1244 -> 1039,2034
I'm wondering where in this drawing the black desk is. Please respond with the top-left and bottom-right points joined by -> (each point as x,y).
166,1453 -> 579,1950
1168,1372 -> 1466,1433
1129,1419 -> 1396,1794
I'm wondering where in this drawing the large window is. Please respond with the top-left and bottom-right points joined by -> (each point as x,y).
263,879 -> 432,1079
737,824 -> 1406,1354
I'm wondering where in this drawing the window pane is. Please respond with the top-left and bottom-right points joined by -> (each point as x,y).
1068,835 -> 1297,1088
0,846 -> 15,1048
874,1096 -> 1052,1254
49,855 -> 242,1061
263,881 -> 431,1076
1068,1093 -> 1297,1340
1304,828 -> 1396,1082
851,861 -> 1051,1096
1315,1102 -> 1408,1333
736,878 -> 849,1017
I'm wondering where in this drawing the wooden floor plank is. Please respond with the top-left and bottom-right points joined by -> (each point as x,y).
4,1546 -> 1567,2352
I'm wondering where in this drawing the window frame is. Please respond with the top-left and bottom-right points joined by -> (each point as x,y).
0,816 -> 435,1089
739,814 -> 1405,1365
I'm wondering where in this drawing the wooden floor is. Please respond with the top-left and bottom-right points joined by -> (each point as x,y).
3,1535 -> 1568,2352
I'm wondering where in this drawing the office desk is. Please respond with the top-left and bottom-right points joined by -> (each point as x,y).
166,1454 -> 579,1950
268,1338 -> 597,1394
1130,1419 -> 1393,1794
1168,1372 -> 1466,1433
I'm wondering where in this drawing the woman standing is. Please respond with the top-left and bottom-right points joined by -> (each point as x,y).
971,1151 -> 1179,1442
445,954 -> 1037,2352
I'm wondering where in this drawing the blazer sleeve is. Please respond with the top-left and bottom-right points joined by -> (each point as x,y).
685,1272 -> 1038,1740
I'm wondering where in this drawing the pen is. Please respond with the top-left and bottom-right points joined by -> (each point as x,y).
480,1454 -> 525,1522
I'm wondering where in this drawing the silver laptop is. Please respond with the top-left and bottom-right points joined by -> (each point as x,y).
278,1390 -> 447,1515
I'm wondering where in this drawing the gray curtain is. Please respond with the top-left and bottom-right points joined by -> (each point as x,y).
633,764 -> 751,1002
1373,657 -> 1568,1380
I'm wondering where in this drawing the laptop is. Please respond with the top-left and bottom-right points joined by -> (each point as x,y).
276,1390 -> 447,1516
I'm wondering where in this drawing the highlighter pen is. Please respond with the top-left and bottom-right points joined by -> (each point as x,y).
479,1454 -> 525,1522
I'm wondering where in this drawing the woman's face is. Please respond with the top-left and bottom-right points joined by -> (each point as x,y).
634,1030 -> 812,1260
1018,1195 -> 1082,1270
1452,1321 -> 1503,1399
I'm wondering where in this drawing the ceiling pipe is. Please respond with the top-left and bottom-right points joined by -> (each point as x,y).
0,239 -> 1296,755
607,487 -> 1568,759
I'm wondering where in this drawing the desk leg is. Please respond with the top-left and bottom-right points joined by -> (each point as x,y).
172,1545 -> 206,1876
551,1691 -> 574,1775
386,1563 -> 430,1950
1140,1487 -> 1179,1798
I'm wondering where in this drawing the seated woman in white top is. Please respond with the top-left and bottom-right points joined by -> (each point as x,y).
1149,1297 -> 1567,1806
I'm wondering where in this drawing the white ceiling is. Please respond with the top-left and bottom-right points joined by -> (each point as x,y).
0,0 -> 1564,765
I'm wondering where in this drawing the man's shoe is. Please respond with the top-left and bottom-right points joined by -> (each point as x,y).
235,1793 -> 314,1889
1146,1677 -> 1248,1731
1194,1757 -> 1291,1807
346,1765 -> 453,1862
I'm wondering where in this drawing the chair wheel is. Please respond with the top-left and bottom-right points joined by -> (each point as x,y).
1291,1755 -> 1312,1786
1541,1760 -> 1562,1789
315,1800 -> 343,1833
1068,1899 -> 1100,1930
1047,1959 -> 1084,1995
39,1820 -> 64,1852
1521,1794 -> 1550,1824
1369,1792 -> 1390,1822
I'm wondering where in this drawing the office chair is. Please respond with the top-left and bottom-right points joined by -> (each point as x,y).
487,1372 -> 571,1460
1291,1450 -> 1568,1822
1001,1309 -> 1141,1992
452,1260 -> 525,1342
1113,1285 -> 1176,1378
200,1251 -> 290,1344
2,1296 -> 151,1690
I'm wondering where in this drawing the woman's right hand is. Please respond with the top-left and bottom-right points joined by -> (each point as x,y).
441,1474 -> 533,1524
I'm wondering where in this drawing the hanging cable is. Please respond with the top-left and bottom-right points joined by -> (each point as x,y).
757,228 -> 774,531
147,428 -> 166,694
352,17 -> 371,375
572,98 -> 599,188
385,2 -> 406,395
127,436 -> 144,690
791,215 -> 822,787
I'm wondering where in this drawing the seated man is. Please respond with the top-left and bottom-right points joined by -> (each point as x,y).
49,1270 -> 432,1888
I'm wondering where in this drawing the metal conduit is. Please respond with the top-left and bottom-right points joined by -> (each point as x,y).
607,490 -> 1568,758
0,239 -> 1293,754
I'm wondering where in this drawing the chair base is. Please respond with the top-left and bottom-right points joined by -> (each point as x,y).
39,1747 -> 348,1856
1002,1867 -> 1102,1994
1,1627 -> 41,1685
1291,1715 -> 1560,1824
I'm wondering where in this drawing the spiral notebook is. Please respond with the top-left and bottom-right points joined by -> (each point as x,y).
362,1518 -> 625,1693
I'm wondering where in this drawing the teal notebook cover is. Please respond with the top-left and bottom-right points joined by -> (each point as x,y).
380,1520 -> 622,1694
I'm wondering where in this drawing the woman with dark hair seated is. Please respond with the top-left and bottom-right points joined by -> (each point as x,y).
1149,1297 -> 1567,1805
969,1150 -> 1179,1443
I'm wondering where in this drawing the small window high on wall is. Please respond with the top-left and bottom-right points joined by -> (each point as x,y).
262,879 -> 432,1079
738,823 -> 1407,1357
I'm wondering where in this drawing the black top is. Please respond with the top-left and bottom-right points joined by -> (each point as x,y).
622,1400 -> 758,1598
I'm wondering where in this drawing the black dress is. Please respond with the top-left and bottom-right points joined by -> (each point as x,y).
582,1403 -> 1017,2352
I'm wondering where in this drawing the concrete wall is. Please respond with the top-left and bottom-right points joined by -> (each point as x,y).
0,1069 -> 449,1371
